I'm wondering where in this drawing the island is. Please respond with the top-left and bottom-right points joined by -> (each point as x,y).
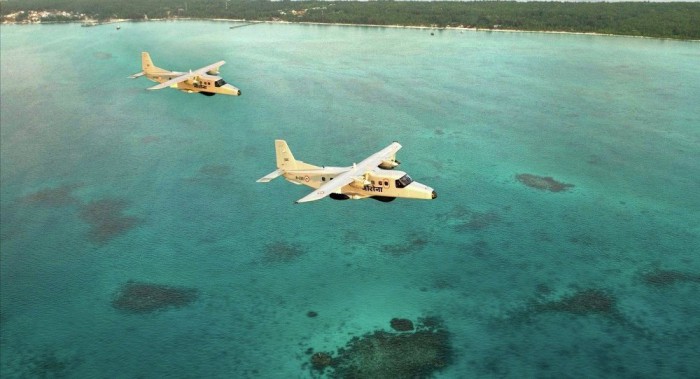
2,0 -> 699,40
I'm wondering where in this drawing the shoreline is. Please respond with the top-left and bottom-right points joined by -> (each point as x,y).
3,18 -> 698,42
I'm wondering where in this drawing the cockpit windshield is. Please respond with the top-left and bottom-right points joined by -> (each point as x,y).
214,79 -> 227,87
395,174 -> 413,188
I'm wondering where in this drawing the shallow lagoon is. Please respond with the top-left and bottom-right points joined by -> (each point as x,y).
1,21 -> 699,378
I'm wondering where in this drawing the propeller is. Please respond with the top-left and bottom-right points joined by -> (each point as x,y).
351,171 -> 371,188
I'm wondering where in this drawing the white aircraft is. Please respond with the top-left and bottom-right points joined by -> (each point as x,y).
257,140 -> 437,203
129,52 -> 241,96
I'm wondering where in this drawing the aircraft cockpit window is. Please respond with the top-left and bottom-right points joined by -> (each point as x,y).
214,79 -> 227,87
395,174 -> 413,188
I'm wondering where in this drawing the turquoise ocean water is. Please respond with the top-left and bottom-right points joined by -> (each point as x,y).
1,21 -> 699,378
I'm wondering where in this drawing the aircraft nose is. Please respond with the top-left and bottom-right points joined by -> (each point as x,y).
431,190 -> 437,199
224,84 -> 241,96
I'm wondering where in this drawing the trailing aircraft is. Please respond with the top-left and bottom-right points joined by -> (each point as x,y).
257,140 -> 437,203
129,52 -> 241,96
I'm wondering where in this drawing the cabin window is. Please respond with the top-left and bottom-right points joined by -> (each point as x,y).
214,79 -> 227,87
371,180 -> 375,185
395,174 -> 413,188
384,181 -> 389,187
322,177 -> 326,182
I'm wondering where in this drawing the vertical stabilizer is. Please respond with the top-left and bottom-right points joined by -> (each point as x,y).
142,52 -> 154,71
275,140 -> 297,170
257,140 -> 321,183
141,52 -> 168,75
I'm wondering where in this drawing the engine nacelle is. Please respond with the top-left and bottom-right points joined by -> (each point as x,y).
379,159 -> 400,169
351,177 -> 370,189
330,193 -> 350,201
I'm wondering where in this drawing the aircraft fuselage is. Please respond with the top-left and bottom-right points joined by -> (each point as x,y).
146,71 -> 241,96
282,166 -> 436,201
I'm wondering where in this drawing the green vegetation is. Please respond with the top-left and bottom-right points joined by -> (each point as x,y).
2,0 -> 699,40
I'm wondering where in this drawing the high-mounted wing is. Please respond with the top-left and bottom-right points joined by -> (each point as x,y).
295,142 -> 402,203
147,60 -> 226,90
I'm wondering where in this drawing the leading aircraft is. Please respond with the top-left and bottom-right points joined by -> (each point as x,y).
129,52 -> 241,96
257,140 -> 437,203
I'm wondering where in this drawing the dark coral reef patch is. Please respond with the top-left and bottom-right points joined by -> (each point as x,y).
310,352 -> 333,370
262,242 -> 307,263
437,205 -> 502,232
531,289 -> 617,316
79,198 -> 140,243
516,174 -> 574,192
390,318 -> 415,332
199,164 -> 232,177
308,316 -> 452,378
19,349 -> 83,378
93,51 -> 112,60
458,210 -> 500,231
381,236 -> 428,256
19,184 -> 81,207
509,288 -> 650,337
640,269 -> 700,286
112,281 -> 198,314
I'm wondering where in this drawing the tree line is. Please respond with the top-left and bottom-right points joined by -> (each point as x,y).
2,0 -> 699,40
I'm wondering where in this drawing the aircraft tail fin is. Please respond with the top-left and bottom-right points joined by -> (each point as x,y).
256,140 -> 318,183
275,140 -> 297,170
141,52 -> 168,75
274,140 -> 319,171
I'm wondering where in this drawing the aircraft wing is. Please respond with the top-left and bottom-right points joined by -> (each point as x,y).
295,142 -> 402,203
147,60 -> 226,90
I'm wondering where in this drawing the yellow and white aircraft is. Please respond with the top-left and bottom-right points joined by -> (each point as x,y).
257,140 -> 437,203
129,52 -> 241,96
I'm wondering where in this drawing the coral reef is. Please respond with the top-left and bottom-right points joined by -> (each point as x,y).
310,352 -> 333,370
508,288 -> 651,338
262,242 -> 306,263
640,269 -> 700,286
93,51 -> 112,60
532,289 -> 616,315
79,198 -> 140,243
19,184 -> 81,207
381,236 -> 428,256
112,281 -> 198,314
437,205 -> 502,232
390,318 -> 414,331
199,164 -> 232,177
141,135 -> 161,144
516,174 -> 574,192
309,316 -> 452,378
14,349 -> 83,378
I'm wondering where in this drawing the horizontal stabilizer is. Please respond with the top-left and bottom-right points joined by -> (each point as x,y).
257,169 -> 284,183
129,71 -> 145,79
